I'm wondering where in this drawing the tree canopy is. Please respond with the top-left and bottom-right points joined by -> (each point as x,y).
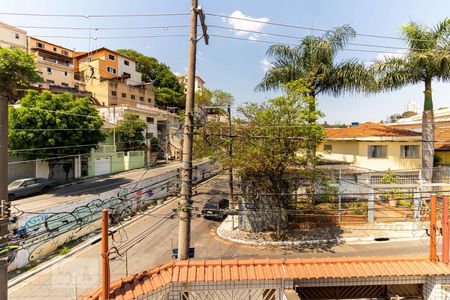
0,48 -> 41,102
114,113 -> 147,151
116,49 -> 185,108
9,91 -> 105,160
371,19 -> 450,181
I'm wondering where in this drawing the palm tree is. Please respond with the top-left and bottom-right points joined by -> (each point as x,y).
256,25 -> 371,165
372,19 -> 450,181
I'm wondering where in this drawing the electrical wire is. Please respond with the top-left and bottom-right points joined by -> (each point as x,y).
0,12 -> 190,18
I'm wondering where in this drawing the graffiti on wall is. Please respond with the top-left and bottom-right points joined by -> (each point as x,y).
7,161 -> 219,271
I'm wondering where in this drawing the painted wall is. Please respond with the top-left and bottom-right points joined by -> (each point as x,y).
318,140 -> 422,171
7,161 -> 218,271
87,146 -> 125,176
117,55 -> 142,85
8,157 -> 36,183
0,22 -> 27,49
124,151 -> 145,170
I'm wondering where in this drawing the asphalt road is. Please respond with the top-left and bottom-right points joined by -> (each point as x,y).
11,162 -> 185,213
8,175 -> 433,300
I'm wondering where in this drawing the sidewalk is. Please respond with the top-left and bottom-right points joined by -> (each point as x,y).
217,216 -> 429,246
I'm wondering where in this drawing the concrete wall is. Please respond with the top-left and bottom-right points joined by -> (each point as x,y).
318,140 -> 422,171
8,157 -> 36,183
118,55 -> 142,85
124,151 -> 145,170
87,146 -> 125,177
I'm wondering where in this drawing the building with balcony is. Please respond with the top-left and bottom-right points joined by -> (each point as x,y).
28,37 -> 76,89
0,21 -> 27,50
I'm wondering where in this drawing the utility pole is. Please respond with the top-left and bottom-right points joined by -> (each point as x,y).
112,106 -> 116,148
227,105 -> 234,228
178,0 -> 208,260
166,109 -> 170,164
0,90 -> 9,300
101,209 -> 110,300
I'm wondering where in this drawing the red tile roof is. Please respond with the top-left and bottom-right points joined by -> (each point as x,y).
326,123 -> 421,139
79,257 -> 450,300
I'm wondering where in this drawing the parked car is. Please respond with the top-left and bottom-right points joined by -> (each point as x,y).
7,178 -> 56,200
201,197 -> 229,220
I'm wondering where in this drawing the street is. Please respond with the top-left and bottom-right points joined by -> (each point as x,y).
11,162 -> 187,213
8,175 -> 432,300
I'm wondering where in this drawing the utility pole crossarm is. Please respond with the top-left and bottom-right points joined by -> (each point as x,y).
198,6 -> 209,45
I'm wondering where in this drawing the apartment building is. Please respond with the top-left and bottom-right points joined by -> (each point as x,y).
28,37 -> 76,89
176,74 -> 206,93
0,21 -> 27,50
74,48 -> 154,107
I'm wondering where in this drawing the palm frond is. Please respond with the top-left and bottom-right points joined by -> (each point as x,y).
371,57 -> 421,91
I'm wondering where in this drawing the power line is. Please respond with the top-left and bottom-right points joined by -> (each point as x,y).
14,25 -> 190,30
31,34 -> 188,40
0,12 -> 190,18
209,34 -> 408,55
207,13 -> 435,42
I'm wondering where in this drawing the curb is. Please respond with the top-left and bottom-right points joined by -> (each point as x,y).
8,171 -> 219,288
216,218 -> 428,246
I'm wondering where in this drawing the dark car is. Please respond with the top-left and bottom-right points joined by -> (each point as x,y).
201,197 -> 229,220
8,177 -> 55,200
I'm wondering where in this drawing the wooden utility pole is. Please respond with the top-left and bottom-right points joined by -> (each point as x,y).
101,209 -> 110,300
430,194 -> 437,262
178,0 -> 208,260
0,91 -> 9,300
443,195 -> 449,264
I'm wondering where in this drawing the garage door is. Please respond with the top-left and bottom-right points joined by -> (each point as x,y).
95,157 -> 111,176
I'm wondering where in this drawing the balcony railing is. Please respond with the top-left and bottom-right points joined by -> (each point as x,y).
38,56 -> 73,68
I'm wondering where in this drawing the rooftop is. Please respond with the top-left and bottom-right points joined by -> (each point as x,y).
435,127 -> 450,151
80,256 -> 450,300
325,122 -> 421,139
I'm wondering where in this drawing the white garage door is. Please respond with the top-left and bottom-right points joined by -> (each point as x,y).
95,157 -> 111,176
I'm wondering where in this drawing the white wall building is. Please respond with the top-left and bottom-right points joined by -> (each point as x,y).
117,54 -> 142,86
176,74 -> 206,93
0,21 -> 27,50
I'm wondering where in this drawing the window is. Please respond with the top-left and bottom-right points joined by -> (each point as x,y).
139,96 -> 144,102
37,42 -> 45,49
121,93 -> 127,98
368,145 -> 387,158
401,145 -> 419,158
124,60 -> 129,66
122,72 -> 131,78
46,80 -> 55,84
130,95 -> 136,100
46,67 -> 52,74
107,67 -> 117,74
111,91 -> 117,96
61,50 -> 69,56
53,47 -> 57,52
15,33 -> 19,39
146,117 -> 154,123
61,82 -> 69,87
323,144 -> 332,153
147,98 -> 152,103
64,71 -> 69,77
108,54 -> 115,61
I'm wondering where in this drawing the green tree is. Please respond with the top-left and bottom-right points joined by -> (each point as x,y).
116,49 -> 185,108
0,48 -> 41,102
256,25 -> 371,165
205,80 -> 324,236
371,19 -> 450,181
9,91 -> 105,160
115,113 -> 147,151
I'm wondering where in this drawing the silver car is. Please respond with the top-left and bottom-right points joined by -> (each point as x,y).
7,178 -> 55,200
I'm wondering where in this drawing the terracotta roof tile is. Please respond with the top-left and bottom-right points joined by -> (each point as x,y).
80,257 -> 450,300
435,127 -> 450,151
325,122 -> 421,139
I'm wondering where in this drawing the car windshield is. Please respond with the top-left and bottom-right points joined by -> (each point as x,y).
8,181 -> 22,188
205,201 -> 218,209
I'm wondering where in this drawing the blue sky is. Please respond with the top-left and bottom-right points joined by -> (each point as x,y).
2,0 -> 450,123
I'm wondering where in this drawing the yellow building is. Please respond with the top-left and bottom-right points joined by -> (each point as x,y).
318,123 -> 422,171
28,37 -> 76,88
0,21 -> 27,50
74,47 -> 154,107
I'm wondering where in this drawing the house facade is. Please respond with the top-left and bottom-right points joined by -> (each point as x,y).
0,21 -> 27,50
176,74 -> 205,93
28,37 -> 76,89
318,123 -> 422,171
